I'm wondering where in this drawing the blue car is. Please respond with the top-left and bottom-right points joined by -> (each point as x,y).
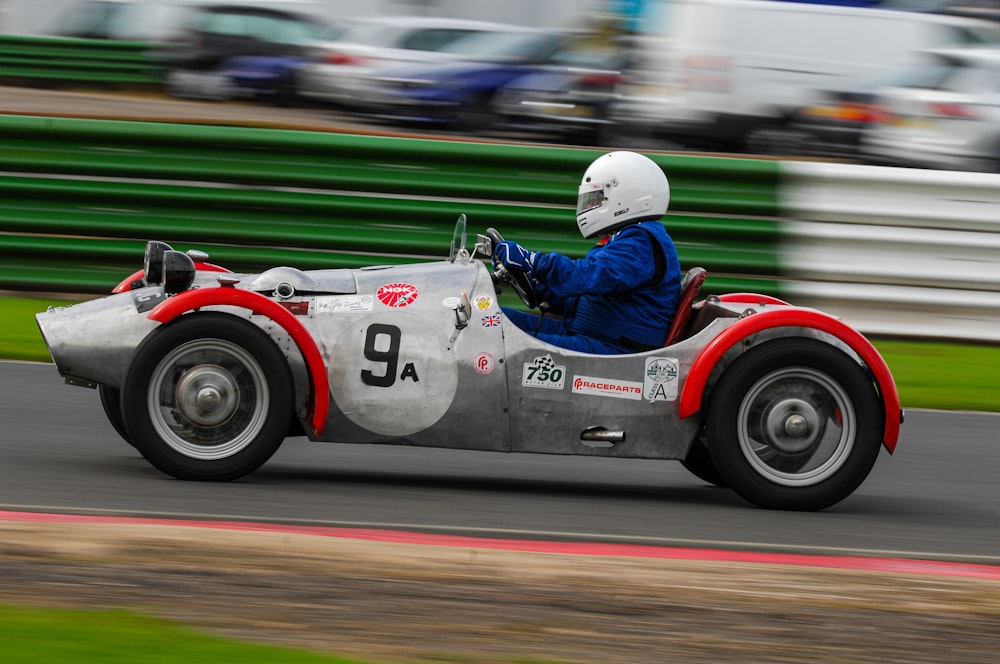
220,55 -> 309,106
363,29 -> 618,134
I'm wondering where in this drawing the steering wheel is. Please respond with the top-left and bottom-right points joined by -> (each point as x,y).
486,227 -> 537,309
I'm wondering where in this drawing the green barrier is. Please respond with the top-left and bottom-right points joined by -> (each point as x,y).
0,115 -> 783,295
0,36 -> 161,86
0,115 -> 780,213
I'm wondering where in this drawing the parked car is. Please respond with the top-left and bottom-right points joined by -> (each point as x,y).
363,29 -> 623,134
862,46 -> 1000,171
745,63 -> 958,159
35,217 -> 902,511
490,34 -> 631,145
608,0 -> 1000,152
295,15 -> 521,109
155,4 -> 338,101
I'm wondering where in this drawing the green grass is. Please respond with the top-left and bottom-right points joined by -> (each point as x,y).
0,294 -> 76,362
0,603 -> 373,664
5,295 -> 998,412
873,339 -> 1000,413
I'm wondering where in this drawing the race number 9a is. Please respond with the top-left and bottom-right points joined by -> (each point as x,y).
330,313 -> 458,437
361,323 -> 418,387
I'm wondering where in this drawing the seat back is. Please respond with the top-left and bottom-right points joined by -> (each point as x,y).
663,266 -> 708,347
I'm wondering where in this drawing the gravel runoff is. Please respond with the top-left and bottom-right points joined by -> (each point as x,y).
1,520 -> 999,664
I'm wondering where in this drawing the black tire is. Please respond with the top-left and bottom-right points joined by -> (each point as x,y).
271,71 -> 298,108
680,440 -> 727,488
455,94 -> 494,134
122,313 -> 293,481
704,338 -> 882,511
98,384 -> 134,447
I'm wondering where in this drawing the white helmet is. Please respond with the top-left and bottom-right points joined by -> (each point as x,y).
576,151 -> 670,239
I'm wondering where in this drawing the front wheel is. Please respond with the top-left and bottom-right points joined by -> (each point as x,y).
99,384 -> 133,447
122,313 -> 293,481
704,339 -> 883,510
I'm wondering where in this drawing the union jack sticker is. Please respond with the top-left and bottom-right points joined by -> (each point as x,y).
481,314 -> 501,328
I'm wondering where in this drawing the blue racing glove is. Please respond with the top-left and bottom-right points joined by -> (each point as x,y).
495,240 -> 537,273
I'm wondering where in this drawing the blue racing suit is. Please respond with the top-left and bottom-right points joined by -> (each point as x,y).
503,221 -> 682,354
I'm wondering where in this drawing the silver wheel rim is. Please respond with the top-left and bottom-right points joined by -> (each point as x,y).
737,367 -> 855,487
147,339 -> 269,460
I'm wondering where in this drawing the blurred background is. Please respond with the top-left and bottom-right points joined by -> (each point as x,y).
6,0 -> 1000,164
2,0 -> 1000,345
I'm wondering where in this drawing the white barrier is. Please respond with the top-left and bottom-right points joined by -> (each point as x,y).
780,162 -> 1000,342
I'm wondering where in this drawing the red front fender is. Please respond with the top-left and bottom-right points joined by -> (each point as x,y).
147,288 -> 329,437
678,308 -> 901,452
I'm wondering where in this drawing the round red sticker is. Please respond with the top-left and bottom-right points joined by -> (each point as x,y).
376,282 -> 419,308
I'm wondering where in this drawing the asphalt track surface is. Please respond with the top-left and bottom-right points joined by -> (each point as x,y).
3,360 -> 999,565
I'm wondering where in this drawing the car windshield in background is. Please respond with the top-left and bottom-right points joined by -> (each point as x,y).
189,9 -> 335,45
879,50 -> 1000,92
341,22 -> 474,50
439,31 -> 561,62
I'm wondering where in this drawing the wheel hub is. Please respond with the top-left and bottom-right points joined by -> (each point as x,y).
761,397 -> 822,454
175,364 -> 240,427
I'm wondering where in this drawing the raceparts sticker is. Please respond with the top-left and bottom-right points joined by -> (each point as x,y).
376,282 -> 418,308
522,355 -> 566,390
571,375 -> 642,400
643,357 -> 679,401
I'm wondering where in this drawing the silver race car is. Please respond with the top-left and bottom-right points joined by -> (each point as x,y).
36,216 -> 902,510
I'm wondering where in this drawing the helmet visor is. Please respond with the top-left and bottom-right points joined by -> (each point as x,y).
577,189 -> 605,215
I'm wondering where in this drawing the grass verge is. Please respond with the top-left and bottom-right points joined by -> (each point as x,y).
0,603 -> 373,664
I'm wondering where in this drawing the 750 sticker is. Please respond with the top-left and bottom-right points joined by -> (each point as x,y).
522,355 -> 565,390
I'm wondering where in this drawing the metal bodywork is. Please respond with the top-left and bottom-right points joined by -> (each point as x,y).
35,226 -> 902,508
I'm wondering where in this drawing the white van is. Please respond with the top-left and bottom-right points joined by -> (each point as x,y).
610,0 -> 1000,151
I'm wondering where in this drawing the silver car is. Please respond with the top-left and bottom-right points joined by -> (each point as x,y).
862,47 -> 1000,171
35,217 -> 902,511
296,15 -> 520,108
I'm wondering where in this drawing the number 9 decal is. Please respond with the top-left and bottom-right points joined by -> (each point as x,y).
329,313 -> 458,437
361,323 -> 401,387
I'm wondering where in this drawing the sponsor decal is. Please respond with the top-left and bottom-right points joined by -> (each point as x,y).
278,301 -> 310,316
442,296 -> 462,308
644,357 -> 679,402
522,355 -> 566,390
376,282 -> 418,308
473,294 -> 494,310
572,375 -> 642,400
314,295 -> 374,313
481,314 -> 501,328
473,352 -> 495,375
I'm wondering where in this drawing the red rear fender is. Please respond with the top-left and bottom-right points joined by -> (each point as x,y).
679,308 -> 901,452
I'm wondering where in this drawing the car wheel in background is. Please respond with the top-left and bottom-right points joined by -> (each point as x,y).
455,93 -> 495,134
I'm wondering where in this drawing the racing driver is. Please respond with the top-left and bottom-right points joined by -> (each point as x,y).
495,150 -> 682,354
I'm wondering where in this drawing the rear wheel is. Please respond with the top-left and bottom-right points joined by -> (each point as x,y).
680,440 -> 727,487
705,339 -> 882,510
122,314 -> 293,481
